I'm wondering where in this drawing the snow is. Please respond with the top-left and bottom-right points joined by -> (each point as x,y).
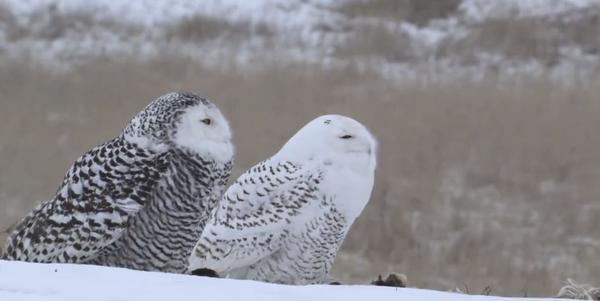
0,0 -> 346,69
459,0 -> 600,21
0,0 -> 599,83
1,0 -> 342,31
0,260 -> 570,301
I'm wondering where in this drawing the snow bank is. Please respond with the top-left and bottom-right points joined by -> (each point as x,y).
0,0 -> 598,82
459,0 -> 599,21
0,260 -> 570,301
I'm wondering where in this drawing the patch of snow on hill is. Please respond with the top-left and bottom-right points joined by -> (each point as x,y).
0,0 -> 598,83
460,0 -> 600,21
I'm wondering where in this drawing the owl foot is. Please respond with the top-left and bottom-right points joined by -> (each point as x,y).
191,268 -> 219,278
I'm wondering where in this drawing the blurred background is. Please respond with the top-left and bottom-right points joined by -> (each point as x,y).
0,0 -> 599,297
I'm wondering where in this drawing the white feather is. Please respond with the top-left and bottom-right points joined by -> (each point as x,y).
189,114 -> 377,284
173,105 -> 234,164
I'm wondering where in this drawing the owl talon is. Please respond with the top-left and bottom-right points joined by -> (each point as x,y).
191,268 -> 219,278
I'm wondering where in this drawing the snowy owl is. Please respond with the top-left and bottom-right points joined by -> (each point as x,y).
2,92 -> 234,273
188,114 -> 376,285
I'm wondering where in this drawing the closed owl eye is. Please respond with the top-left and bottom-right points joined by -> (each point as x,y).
201,118 -> 212,125
340,135 -> 353,139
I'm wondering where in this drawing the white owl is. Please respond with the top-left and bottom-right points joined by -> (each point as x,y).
188,114 -> 377,284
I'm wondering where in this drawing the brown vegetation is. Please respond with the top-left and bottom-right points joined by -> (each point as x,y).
337,0 -> 461,25
0,57 -> 599,296
165,15 -> 273,44
1,0 -> 599,297
557,279 -> 600,300
438,8 -> 600,65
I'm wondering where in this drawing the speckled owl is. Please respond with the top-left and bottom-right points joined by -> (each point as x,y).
2,92 -> 234,273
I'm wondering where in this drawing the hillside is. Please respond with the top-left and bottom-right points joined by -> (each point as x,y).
0,0 -> 599,296
0,0 -> 598,81
0,260 -> 571,301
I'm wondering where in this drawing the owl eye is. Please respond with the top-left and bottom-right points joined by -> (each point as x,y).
201,118 -> 212,125
340,134 -> 353,139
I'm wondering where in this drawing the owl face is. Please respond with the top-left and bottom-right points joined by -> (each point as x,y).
314,115 -> 377,172
320,115 -> 375,155
124,92 -> 234,163
277,114 -> 377,173
171,102 -> 234,163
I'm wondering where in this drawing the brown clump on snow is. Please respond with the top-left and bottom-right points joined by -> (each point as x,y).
557,279 -> 600,300
371,273 -> 408,287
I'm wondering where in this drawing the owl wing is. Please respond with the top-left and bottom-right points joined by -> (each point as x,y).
2,137 -> 166,263
188,159 -> 321,275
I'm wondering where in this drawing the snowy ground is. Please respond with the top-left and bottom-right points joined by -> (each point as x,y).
0,260 -> 570,301
0,0 -> 599,82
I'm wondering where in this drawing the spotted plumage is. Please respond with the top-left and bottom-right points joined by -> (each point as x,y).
2,92 -> 234,273
188,115 -> 376,284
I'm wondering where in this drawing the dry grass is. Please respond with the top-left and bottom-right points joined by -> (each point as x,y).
165,15 -> 273,44
437,6 -> 600,64
557,279 -> 600,300
337,0 -> 461,25
334,24 -> 414,62
334,1 -> 600,69
3,0 -> 598,76
0,4 -> 141,42
1,0 -> 600,297
0,57 -> 599,296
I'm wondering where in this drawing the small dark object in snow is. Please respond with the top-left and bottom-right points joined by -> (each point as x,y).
371,273 -> 407,287
191,268 -> 219,278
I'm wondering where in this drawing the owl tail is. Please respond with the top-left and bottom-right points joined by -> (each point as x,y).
0,217 -> 21,259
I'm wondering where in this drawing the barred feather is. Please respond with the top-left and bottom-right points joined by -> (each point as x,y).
3,92 -> 233,273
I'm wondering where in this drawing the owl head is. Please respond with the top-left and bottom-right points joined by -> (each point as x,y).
123,92 -> 233,163
276,114 -> 377,173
